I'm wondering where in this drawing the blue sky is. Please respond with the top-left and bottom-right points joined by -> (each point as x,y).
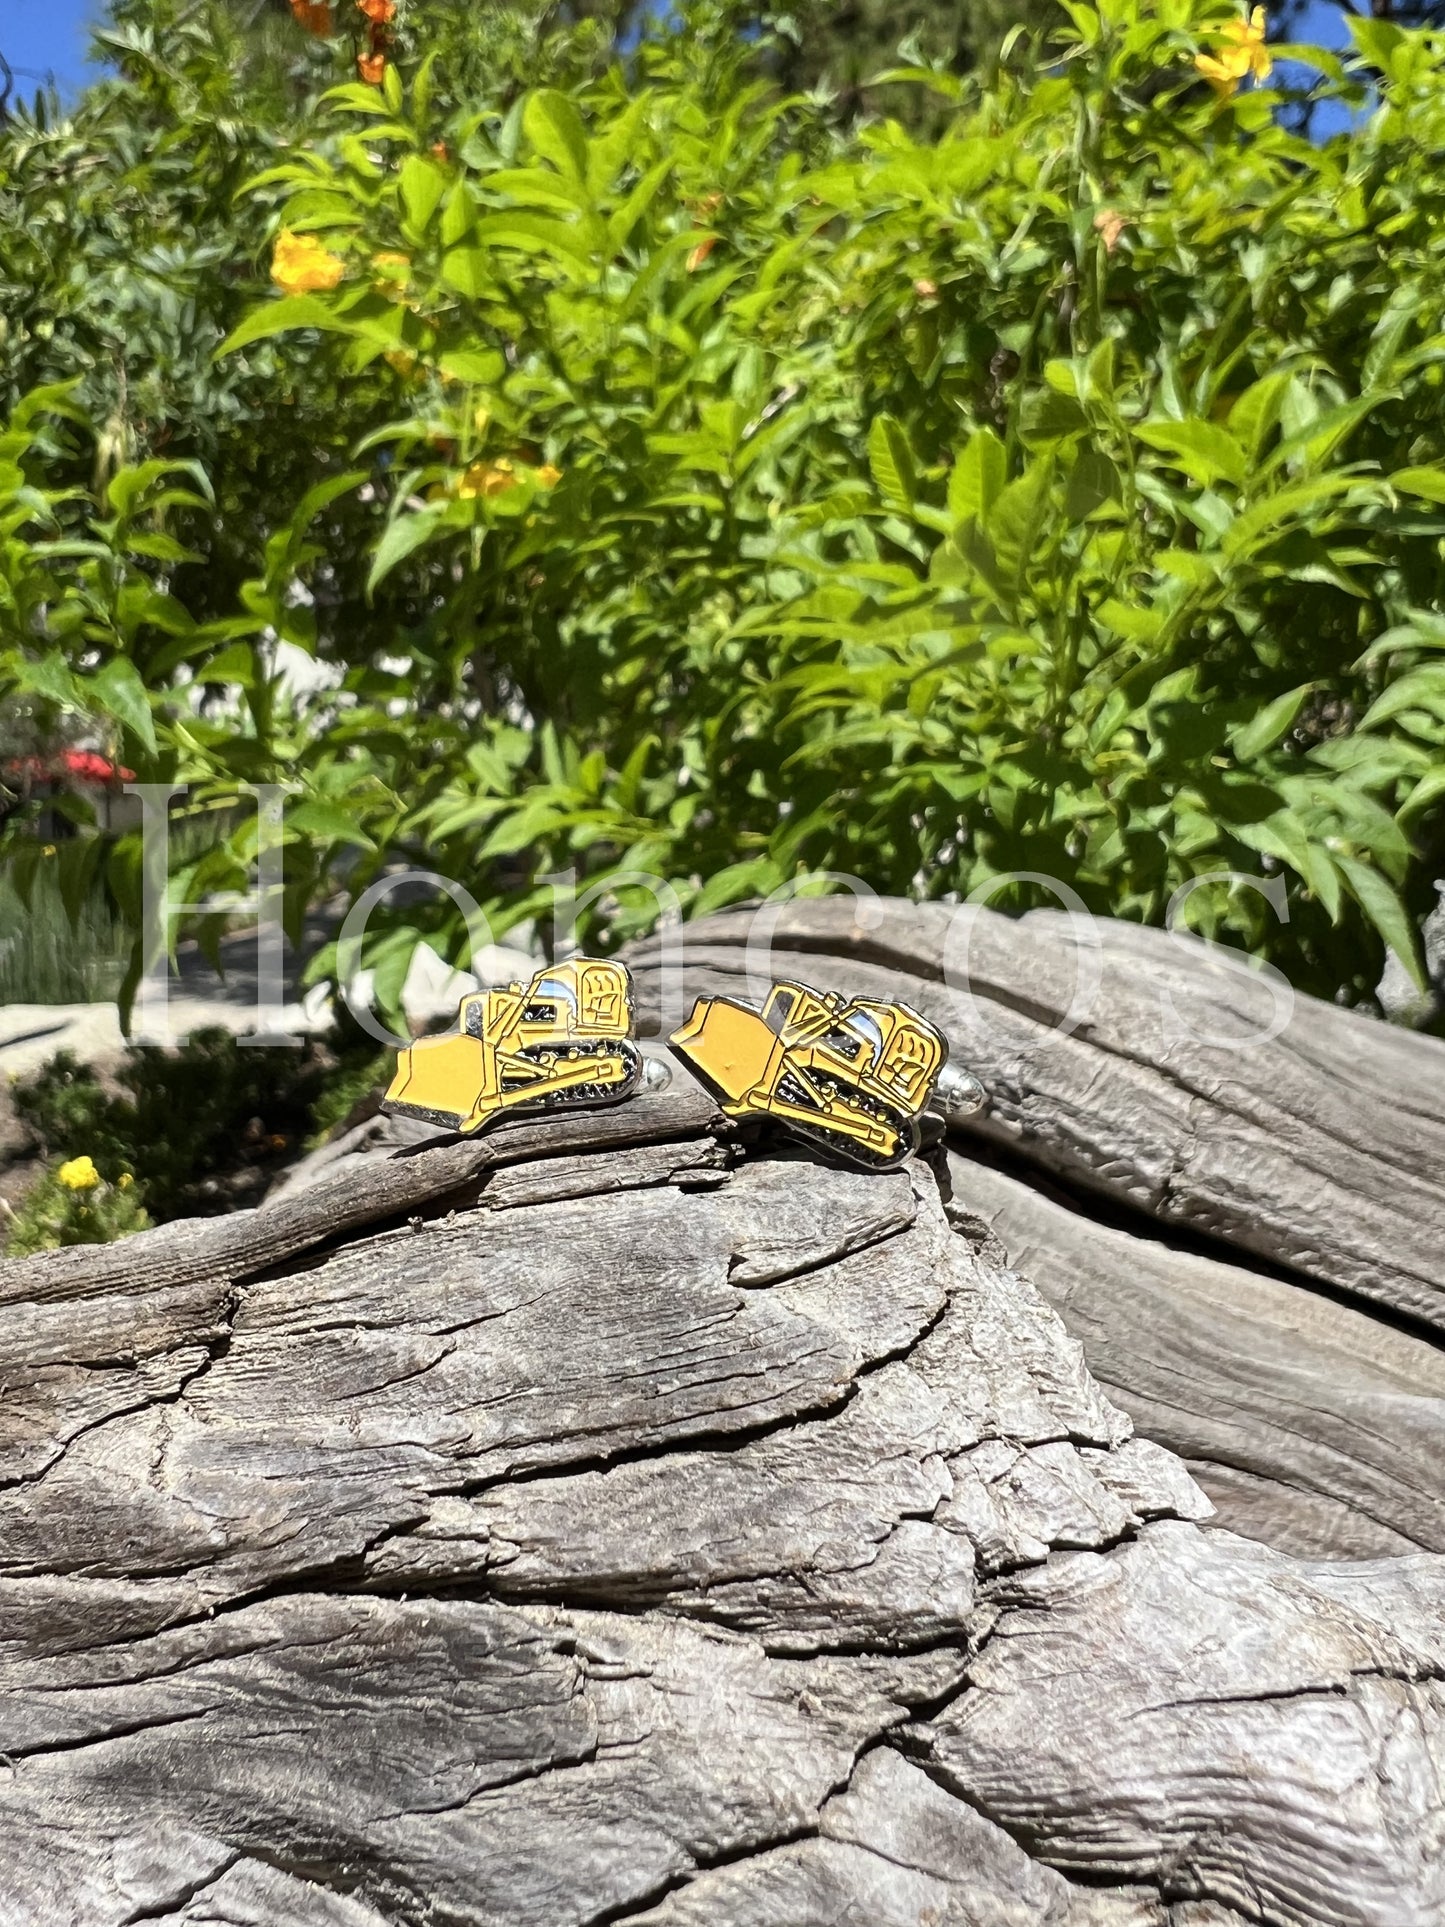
0,0 -> 1366,102
1,0 -> 97,95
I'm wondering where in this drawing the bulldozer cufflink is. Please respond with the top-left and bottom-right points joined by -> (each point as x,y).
382,958 -> 643,1136
668,980 -> 949,1172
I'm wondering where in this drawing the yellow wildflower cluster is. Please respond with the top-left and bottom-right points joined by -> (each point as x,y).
271,230 -> 346,296
455,459 -> 562,499
57,1156 -> 100,1192
1194,7 -> 1272,98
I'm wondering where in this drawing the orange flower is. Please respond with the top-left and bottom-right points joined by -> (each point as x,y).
686,235 -> 718,273
1092,208 -> 1127,253
289,0 -> 333,33
357,0 -> 396,17
358,50 -> 387,83
913,277 -> 939,299
432,141 -> 450,162
456,459 -> 518,499
271,229 -> 345,295
1194,6 -> 1272,97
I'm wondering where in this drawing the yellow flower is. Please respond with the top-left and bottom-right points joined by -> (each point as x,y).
58,1156 -> 100,1192
1195,7 -> 1272,97
456,459 -> 518,499
118,1173 -> 134,1191
536,463 -> 563,488
271,229 -> 346,296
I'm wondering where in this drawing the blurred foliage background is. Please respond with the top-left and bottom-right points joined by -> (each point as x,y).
1,0 -> 1443,1033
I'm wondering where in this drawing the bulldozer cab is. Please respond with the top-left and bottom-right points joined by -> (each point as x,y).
760,982 -> 945,1113
511,959 -> 632,1046
852,999 -> 946,1110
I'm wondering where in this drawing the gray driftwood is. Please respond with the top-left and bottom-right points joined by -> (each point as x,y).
622,900 -> 1445,1564
948,1151 -> 1445,1561
623,899 -> 1445,1330
1,1074 -> 1444,1926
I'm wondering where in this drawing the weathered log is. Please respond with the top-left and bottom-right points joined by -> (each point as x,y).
948,1150 -> 1445,1561
1,1081 -> 1443,1926
622,899 -> 1445,1329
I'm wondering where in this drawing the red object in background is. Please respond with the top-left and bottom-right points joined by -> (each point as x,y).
3,751 -> 136,787
59,750 -> 136,785
289,0 -> 335,34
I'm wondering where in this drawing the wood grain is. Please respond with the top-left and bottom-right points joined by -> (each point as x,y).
1,1076 -> 1442,1924
623,898 -> 1445,1329
948,1150 -> 1445,1561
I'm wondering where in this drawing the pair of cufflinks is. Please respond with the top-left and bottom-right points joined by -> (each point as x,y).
381,957 -> 962,1172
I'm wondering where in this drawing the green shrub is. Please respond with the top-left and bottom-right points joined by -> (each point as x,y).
2,0 -> 1443,1025
3,1155 -> 152,1257
10,1018 -> 387,1222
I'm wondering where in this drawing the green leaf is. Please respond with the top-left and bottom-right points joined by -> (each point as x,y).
14,652 -> 79,706
867,415 -> 916,512
216,295 -> 354,357
948,428 -> 1006,526
438,348 -> 506,384
987,456 -> 1055,587
472,211 -> 594,265
198,642 -> 258,688
1227,371 -> 1292,459
1400,766 -> 1445,823
1389,466 -> 1445,506
91,658 -> 157,755
399,155 -> 447,235
440,247 -> 489,298
1360,665 -> 1445,729
524,90 -> 590,186
288,799 -> 376,850
1064,448 -> 1120,522
691,858 -> 779,918
1347,13 -> 1406,77
1018,386 -> 1087,447
1229,684 -> 1314,762
367,505 -> 451,594
1335,855 -> 1426,990
1134,418 -> 1247,489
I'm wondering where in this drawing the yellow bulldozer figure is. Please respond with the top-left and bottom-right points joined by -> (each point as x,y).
669,980 -> 948,1170
382,958 -> 643,1136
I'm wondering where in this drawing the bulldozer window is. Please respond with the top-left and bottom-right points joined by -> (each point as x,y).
764,988 -> 796,1035
824,1028 -> 865,1061
525,977 -> 579,1024
842,1010 -> 885,1059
